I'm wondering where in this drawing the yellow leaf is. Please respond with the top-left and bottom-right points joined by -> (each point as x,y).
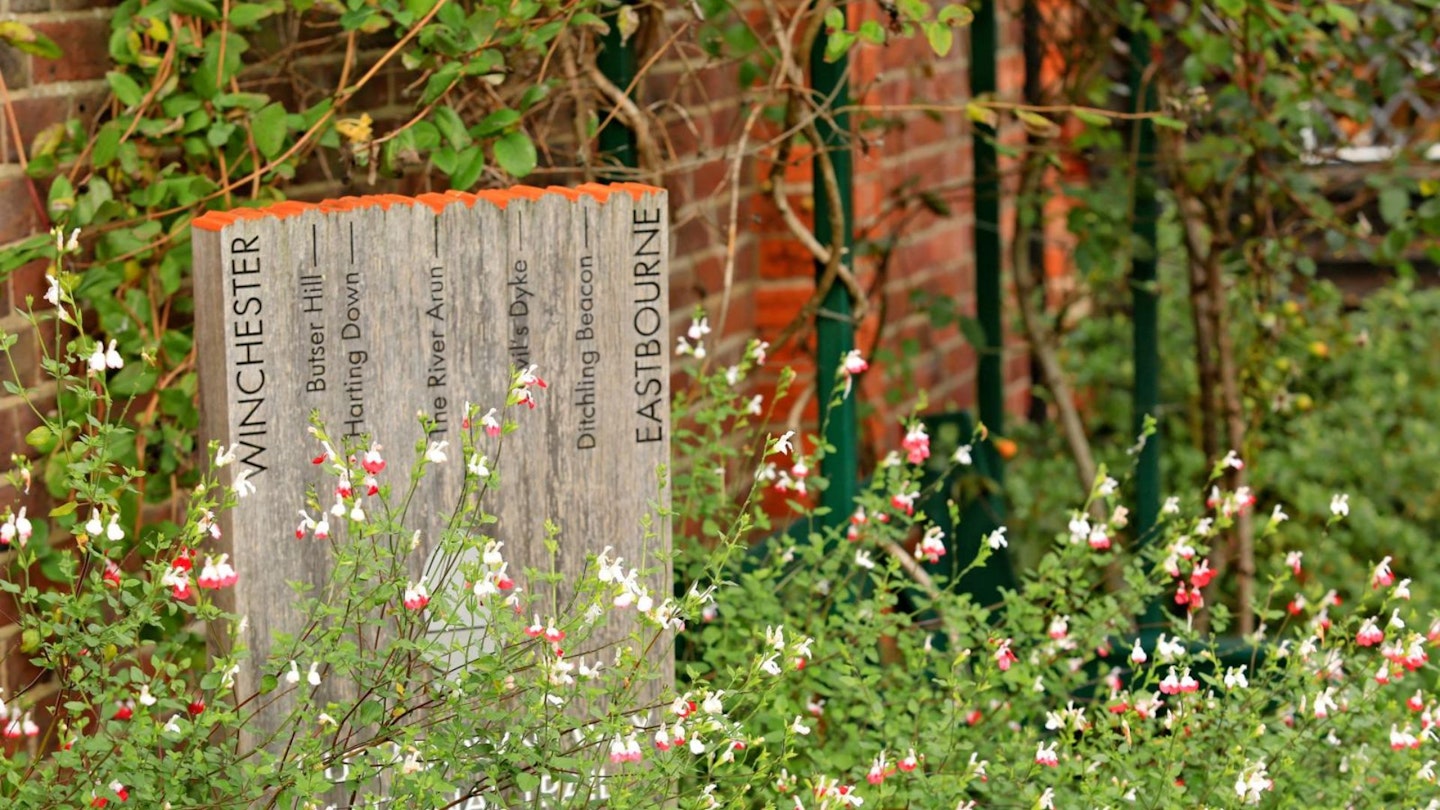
335,113 -> 373,145
30,123 -> 66,158
617,5 -> 640,46
965,101 -> 998,128
145,17 -> 170,42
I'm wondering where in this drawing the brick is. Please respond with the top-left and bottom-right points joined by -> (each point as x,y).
2,87 -> 107,165
0,173 -> 46,244
31,16 -> 113,84
5,257 -> 49,313
8,0 -> 50,11
0,42 -> 29,91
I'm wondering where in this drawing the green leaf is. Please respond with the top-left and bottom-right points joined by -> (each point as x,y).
48,175 -> 75,216
823,30 -> 856,62
923,21 -> 952,56
405,0 -> 437,19
207,122 -> 237,148
169,0 -> 221,21
433,106 -> 471,149
93,122 -> 123,168
1073,108 -> 1112,127
823,7 -> 844,31
250,102 -> 288,159
1325,1 -> 1359,31
1152,115 -> 1187,131
1379,187 -> 1409,227
938,4 -> 973,25
449,145 -> 486,190
0,21 -> 63,59
108,363 -> 159,396
49,501 -> 78,518
227,2 -> 280,28
857,20 -> 885,45
518,82 -> 549,112
514,772 -> 540,793
493,131 -> 536,177
25,424 -> 58,453
474,108 -> 520,138
106,71 -> 146,108
958,315 -> 988,351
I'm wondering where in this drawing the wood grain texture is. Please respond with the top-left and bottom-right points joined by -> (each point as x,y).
192,185 -> 672,800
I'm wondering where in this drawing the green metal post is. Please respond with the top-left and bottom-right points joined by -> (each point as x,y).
810,16 -> 858,533
1130,16 -> 1164,631
972,0 -> 1004,483
1130,21 -> 1160,544
597,2 -> 637,174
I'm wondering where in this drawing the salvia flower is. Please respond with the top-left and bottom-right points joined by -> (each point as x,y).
360,443 -> 385,475
901,423 -> 930,464
1373,555 -> 1395,589
424,440 -> 448,464
0,507 -> 32,548
403,579 -> 430,610
197,554 -> 238,590
915,525 -> 946,563
87,339 -> 123,373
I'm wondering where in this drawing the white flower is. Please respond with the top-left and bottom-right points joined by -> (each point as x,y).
746,394 -> 763,415
1330,493 -> 1349,517
467,453 -> 490,478
44,274 -> 62,307
1162,496 -> 1181,514
953,444 -> 972,465
307,662 -> 321,686
214,444 -> 238,468
701,692 -> 724,715
138,685 -> 157,706
285,661 -> 300,685
687,316 -> 711,341
424,440 -> 448,463
1097,476 -> 1119,497
1271,503 -> 1289,524
164,715 -> 183,735
985,527 -> 1008,550
231,469 -> 256,498
1224,665 -> 1248,689
854,549 -> 875,570
789,716 -> 811,735
772,431 -> 795,456
85,509 -> 104,537
87,339 -> 123,373
724,365 -> 741,386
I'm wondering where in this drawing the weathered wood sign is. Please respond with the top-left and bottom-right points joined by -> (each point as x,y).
191,185 -> 672,777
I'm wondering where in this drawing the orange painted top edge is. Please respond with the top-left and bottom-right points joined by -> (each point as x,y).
545,185 -> 582,200
415,192 -> 457,213
508,185 -> 546,200
472,190 -> 511,209
377,194 -> 416,210
614,182 -> 665,200
270,201 -> 317,218
192,212 -> 231,231
574,183 -> 615,202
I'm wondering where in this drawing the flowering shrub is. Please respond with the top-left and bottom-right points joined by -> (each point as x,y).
672,314 -> 1440,809
0,236 -> 785,808
6,238 -> 1440,808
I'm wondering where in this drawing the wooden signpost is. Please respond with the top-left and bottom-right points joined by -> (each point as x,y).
192,184 -> 671,804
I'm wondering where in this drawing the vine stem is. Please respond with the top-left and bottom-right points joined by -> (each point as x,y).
0,69 -> 51,233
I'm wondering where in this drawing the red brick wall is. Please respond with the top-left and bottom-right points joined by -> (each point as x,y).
0,0 -> 1029,694
650,1 -> 1028,464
